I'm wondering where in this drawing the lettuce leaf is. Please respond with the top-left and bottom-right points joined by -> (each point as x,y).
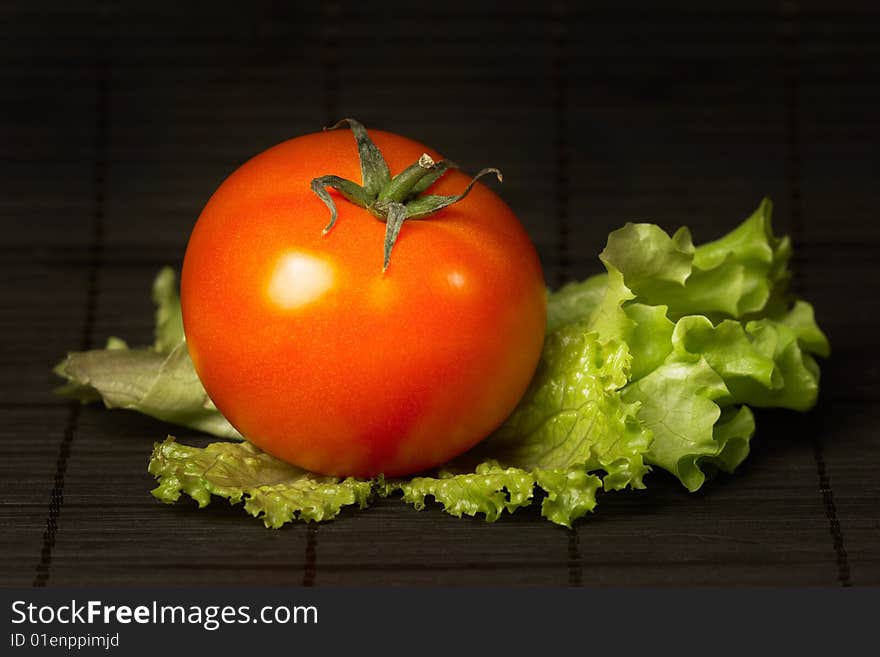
598,198 -> 791,322
55,199 -> 829,528
55,343 -> 242,440
386,461 -> 538,523
469,324 -> 650,489
386,326 -> 650,527
152,266 -> 185,354
576,199 -> 828,490
150,437 -> 372,527
546,273 -> 607,333
53,268 -> 241,440
622,357 -> 746,491
386,462 -> 604,528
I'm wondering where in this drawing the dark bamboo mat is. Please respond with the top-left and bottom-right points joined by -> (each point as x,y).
2,0 -> 877,587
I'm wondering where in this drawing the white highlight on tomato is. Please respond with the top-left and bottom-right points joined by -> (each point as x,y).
447,271 -> 466,288
268,252 -> 334,309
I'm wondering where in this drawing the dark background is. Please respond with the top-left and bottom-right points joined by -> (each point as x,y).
1,0 -> 877,586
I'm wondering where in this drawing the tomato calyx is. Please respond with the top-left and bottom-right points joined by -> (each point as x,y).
310,118 -> 503,272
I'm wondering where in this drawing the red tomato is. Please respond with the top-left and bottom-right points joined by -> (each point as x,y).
181,122 -> 546,477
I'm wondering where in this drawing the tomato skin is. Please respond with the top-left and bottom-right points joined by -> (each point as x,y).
181,127 -> 547,477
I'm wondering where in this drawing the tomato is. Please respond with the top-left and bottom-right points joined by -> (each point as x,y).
180,120 -> 546,477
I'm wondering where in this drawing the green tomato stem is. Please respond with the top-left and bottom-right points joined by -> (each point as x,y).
377,153 -> 436,204
310,118 -> 502,272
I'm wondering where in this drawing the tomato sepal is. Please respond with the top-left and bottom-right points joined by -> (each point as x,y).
310,118 -> 503,271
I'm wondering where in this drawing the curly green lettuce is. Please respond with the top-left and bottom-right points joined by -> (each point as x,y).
580,199 -> 828,490
385,326 -> 651,527
150,437 -> 372,527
